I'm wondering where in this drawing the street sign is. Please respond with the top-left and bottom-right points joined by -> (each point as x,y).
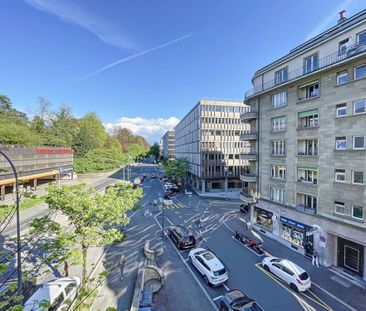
319,235 -> 327,248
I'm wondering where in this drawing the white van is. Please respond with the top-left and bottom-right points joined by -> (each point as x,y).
24,277 -> 81,311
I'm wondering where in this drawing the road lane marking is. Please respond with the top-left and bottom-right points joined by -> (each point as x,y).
152,214 -> 219,311
213,295 -> 222,301
311,281 -> 357,311
223,283 -> 230,291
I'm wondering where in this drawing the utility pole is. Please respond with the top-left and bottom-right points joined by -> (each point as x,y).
161,201 -> 165,236
0,150 -> 22,293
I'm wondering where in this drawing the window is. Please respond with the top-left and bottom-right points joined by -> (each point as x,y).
354,99 -> 366,114
353,136 -> 365,149
270,187 -> 285,203
336,103 -> 347,117
65,283 -> 77,295
298,139 -> 318,156
335,202 -> 345,215
271,140 -> 286,155
298,81 -> 319,101
339,39 -> 349,55
228,154 -> 233,159
335,169 -> 346,182
352,206 -> 363,220
336,72 -> 349,84
297,193 -> 317,210
335,136 -> 347,150
304,54 -> 318,74
357,30 -> 366,45
352,171 -> 364,184
298,167 -> 318,184
275,68 -> 288,84
271,116 -> 286,131
355,64 -> 366,79
271,165 -> 286,179
297,109 -> 319,128
272,91 -> 287,108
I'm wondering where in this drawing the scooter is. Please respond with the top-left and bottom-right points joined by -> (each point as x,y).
233,231 -> 264,255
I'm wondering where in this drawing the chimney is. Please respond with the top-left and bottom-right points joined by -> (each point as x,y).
338,10 -> 347,24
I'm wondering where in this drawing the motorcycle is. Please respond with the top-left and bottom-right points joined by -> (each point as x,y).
233,231 -> 264,255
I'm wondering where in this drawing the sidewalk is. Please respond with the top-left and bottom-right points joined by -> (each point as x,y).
225,215 -> 365,311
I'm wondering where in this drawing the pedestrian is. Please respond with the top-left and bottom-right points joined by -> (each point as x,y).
312,249 -> 319,267
118,255 -> 126,280
63,261 -> 69,277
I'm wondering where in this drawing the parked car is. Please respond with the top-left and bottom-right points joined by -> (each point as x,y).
261,257 -> 311,292
133,178 -> 141,188
167,225 -> 196,250
188,248 -> 228,286
220,289 -> 264,311
24,277 -> 81,311
164,182 -> 179,192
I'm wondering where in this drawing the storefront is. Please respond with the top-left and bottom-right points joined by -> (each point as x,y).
337,237 -> 364,277
280,216 -> 314,255
254,207 -> 273,231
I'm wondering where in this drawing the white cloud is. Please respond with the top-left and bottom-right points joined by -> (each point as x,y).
24,0 -> 138,50
105,117 -> 180,144
305,0 -> 362,40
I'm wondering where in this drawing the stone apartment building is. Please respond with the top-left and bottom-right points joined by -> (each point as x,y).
175,99 -> 250,198
161,130 -> 175,160
241,10 -> 366,280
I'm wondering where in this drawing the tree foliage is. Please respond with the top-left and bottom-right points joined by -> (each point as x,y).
164,158 -> 190,180
148,142 -> 160,159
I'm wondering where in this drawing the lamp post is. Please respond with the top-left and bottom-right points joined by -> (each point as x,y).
0,150 -> 22,292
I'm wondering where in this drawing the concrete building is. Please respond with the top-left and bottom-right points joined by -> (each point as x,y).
0,145 -> 74,200
241,10 -> 366,280
161,130 -> 175,160
175,99 -> 250,198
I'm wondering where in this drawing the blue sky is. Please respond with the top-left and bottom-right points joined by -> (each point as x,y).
0,0 -> 365,143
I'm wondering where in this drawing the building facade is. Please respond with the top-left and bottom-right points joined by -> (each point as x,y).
0,146 -> 74,200
241,10 -> 366,280
175,99 -> 250,198
162,130 -> 175,160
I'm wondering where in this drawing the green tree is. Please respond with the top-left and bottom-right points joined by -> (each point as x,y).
164,158 -> 189,190
42,182 -> 143,287
73,112 -> 108,156
148,142 -> 160,159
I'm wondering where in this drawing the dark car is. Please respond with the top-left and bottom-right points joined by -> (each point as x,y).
151,173 -> 157,179
167,225 -> 196,250
220,289 -> 263,311
239,204 -> 250,214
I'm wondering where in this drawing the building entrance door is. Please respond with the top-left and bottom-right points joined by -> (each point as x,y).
304,234 -> 314,258
337,237 -> 364,276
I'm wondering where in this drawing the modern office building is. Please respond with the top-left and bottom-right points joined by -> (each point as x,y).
161,130 -> 175,160
175,99 -> 250,198
0,145 -> 74,200
241,10 -> 366,280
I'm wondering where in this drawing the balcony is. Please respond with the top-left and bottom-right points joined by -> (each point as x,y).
240,172 -> 257,182
240,132 -> 258,141
295,204 -> 316,215
245,41 -> 366,98
240,189 -> 256,204
241,110 -> 258,121
241,152 -> 257,161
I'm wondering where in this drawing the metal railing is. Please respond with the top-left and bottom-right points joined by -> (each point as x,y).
245,41 -> 366,98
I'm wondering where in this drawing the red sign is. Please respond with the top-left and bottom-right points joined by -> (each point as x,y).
36,148 -> 73,154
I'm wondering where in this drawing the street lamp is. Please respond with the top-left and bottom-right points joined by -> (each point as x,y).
0,150 -> 22,292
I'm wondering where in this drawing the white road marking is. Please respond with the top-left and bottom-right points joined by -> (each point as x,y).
166,216 -> 174,226
312,282 -> 357,311
213,295 -> 223,301
152,215 -> 219,311
223,283 -> 230,291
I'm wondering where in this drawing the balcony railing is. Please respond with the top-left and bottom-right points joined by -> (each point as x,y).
245,41 -> 366,98
296,204 -> 316,214
240,132 -> 258,140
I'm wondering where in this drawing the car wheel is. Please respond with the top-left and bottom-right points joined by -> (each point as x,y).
204,275 -> 210,286
290,283 -> 299,292
178,242 -> 183,250
263,264 -> 270,272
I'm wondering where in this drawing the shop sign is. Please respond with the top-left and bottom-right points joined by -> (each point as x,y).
280,216 -> 305,230
36,148 -> 73,154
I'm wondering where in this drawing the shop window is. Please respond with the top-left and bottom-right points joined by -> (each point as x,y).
335,136 -> 347,150
352,171 -> 364,184
335,169 -> 346,182
335,201 -> 345,215
298,81 -> 319,101
352,206 -> 363,220
254,208 -> 273,231
336,103 -> 347,117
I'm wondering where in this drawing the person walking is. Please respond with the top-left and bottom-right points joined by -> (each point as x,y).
312,249 -> 319,267
118,255 -> 126,280
63,261 -> 69,277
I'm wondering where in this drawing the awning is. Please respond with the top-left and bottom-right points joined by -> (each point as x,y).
297,167 -> 317,171
298,109 -> 318,118
0,170 -> 58,186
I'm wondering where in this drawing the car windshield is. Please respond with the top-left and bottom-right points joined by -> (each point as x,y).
270,258 -> 281,263
213,268 -> 226,276
299,272 -> 309,280
184,235 -> 195,242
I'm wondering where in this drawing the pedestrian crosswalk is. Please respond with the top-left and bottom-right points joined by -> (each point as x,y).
164,202 -> 184,209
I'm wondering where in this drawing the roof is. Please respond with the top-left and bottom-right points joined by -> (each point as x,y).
280,259 -> 305,274
253,9 -> 366,79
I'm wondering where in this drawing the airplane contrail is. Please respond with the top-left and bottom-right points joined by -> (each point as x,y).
76,34 -> 192,82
